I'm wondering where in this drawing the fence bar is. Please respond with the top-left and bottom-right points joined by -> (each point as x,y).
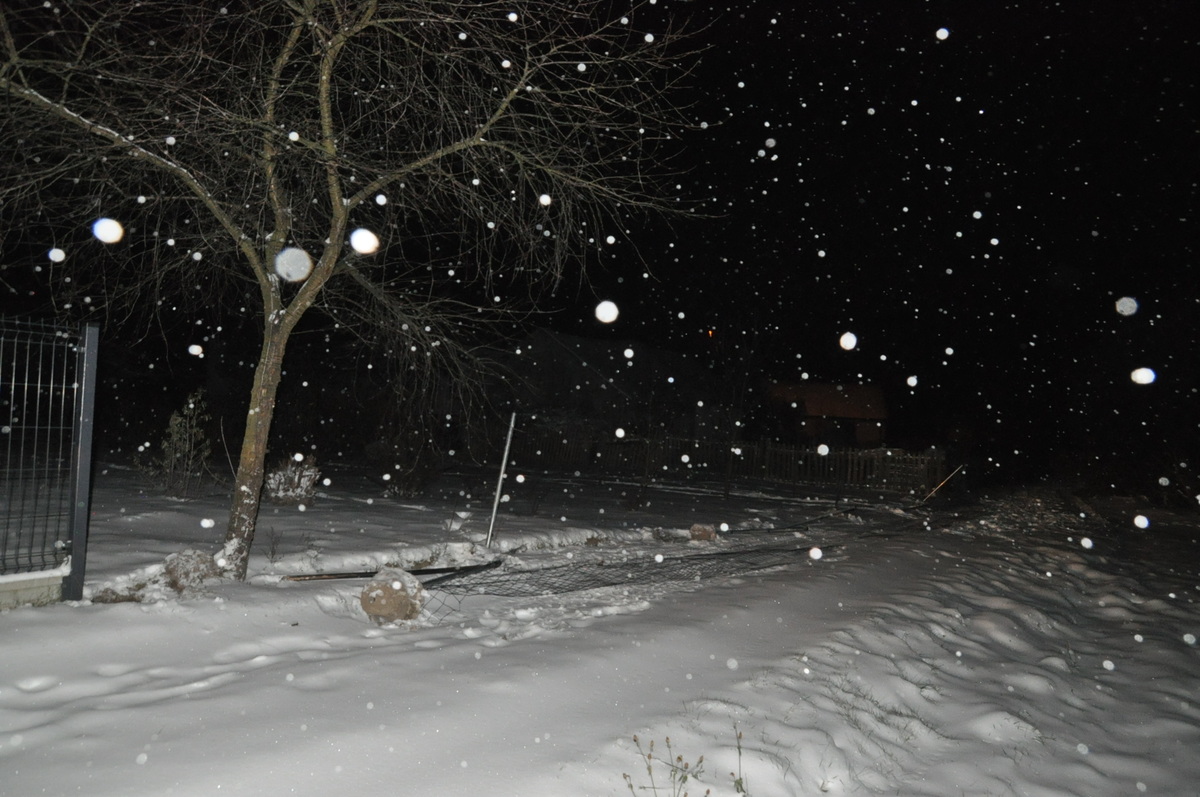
0,319 -> 75,575
485,412 -> 517,548
62,323 -> 99,601
1,318 -> 99,605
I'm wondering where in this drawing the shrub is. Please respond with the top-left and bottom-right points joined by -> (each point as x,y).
141,389 -> 212,496
264,454 -> 321,504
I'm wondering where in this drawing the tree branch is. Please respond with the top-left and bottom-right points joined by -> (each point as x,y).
0,76 -> 262,274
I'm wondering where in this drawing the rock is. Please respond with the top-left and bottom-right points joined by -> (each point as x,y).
164,549 -> 220,593
651,527 -> 688,542
360,568 -> 427,625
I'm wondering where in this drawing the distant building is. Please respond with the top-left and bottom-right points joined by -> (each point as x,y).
764,382 -> 887,447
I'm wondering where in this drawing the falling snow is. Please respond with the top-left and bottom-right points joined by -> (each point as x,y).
274,246 -> 313,282
1116,296 -> 1139,316
594,300 -> 619,323
349,228 -> 380,254
2,3 -> 1195,792
91,218 -> 124,243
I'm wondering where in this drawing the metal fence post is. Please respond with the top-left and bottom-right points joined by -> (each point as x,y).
485,412 -> 517,548
62,323 -> 99,601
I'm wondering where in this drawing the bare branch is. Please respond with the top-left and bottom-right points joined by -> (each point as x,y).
0,78 -> 262,274
0,0 -> 702,577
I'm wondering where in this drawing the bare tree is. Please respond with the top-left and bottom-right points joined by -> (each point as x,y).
0,0 -> 699,578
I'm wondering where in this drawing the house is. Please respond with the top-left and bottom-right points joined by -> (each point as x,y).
764,382 -> 888,447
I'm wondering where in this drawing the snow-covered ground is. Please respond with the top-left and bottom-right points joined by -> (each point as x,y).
2,464 -> 1198,796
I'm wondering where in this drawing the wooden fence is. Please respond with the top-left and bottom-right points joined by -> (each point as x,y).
507,429 -> 946,494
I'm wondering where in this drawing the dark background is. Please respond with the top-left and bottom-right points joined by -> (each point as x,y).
555,1 -> 1196,489
3,1 -> 1195,493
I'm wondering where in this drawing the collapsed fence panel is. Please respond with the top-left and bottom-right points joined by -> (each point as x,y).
0,318 -> 99,603
428,544 -> 826,598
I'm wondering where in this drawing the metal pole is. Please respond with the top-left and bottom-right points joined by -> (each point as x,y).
485,412 -> 517,548
62,323 -> 99,601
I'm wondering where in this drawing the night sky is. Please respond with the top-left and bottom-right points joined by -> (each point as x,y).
557,1 -> 1197,488
2,1 -> 1195,492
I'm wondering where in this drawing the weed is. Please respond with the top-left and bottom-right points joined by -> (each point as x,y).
301,530 -> 322,571
731,725 -> 748,795
265,526 -> 283,565
623,735 -> 708,797
623,727 -> 751,797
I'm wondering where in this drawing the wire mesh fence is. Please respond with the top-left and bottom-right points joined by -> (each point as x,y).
425,543 -> 824,599
507,428 -> 945,494
0,318 -> 99,599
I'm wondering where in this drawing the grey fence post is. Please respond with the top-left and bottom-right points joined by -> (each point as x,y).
62,323 -> 99,601
485,412 -> 517,548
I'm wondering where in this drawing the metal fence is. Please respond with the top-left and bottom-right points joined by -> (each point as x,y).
0,318 -> 99,600
508,428 -> 946,494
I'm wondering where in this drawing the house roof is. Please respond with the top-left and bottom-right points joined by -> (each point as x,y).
767,383 -> 888,420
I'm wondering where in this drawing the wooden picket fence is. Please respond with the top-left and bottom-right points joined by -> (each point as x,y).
507,429 -> 946,494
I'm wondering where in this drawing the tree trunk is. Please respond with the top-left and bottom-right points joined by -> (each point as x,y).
220,318 -> 291,580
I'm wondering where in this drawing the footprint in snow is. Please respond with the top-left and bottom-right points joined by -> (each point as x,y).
15,675 -> 59,693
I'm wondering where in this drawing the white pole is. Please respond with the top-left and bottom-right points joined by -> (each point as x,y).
485,412 -> 517,548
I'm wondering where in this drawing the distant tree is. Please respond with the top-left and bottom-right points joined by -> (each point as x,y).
0,0 -> 699,578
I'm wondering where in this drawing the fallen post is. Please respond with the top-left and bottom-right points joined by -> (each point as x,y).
283,559 -> 502,583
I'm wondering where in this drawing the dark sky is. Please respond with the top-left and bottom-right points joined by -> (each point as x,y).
2,1 -> 1193,489
557,1 -> 1197,486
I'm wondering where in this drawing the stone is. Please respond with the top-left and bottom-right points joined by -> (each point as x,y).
164,549 -> 220,593
360,568 -> 427,625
